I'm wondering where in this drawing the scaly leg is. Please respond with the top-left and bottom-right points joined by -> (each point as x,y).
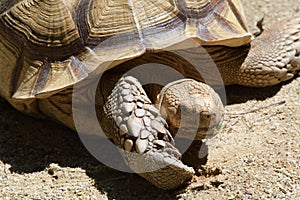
238,18 -> 300,87
103,75 -> 194,190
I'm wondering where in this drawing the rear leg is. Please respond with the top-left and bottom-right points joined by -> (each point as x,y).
238,17 -> 300,87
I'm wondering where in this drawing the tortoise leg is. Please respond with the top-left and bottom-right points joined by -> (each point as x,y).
103,75 -> 194,190
237,18 -> 300,87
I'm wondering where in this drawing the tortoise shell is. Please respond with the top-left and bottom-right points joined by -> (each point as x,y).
0,0 -> 251,101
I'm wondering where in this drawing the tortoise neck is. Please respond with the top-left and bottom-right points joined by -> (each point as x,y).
204,45 -> 250,85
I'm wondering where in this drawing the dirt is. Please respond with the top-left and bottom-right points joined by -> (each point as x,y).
0,0 -> 299,199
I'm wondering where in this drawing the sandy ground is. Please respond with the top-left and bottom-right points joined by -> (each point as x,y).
0,0 -> 299,199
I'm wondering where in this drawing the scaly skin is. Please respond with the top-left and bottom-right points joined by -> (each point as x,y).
236,18 -> 300,86
208,18 -> 300,87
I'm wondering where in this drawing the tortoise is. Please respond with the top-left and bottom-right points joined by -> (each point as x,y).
0,0 -> 299,190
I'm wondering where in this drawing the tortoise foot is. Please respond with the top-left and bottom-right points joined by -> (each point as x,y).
104,75 -> 194,190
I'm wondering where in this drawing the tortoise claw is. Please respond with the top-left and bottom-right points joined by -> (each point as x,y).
121,141 -> 195,190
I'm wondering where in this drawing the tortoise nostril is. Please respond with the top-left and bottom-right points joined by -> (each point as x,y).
200,112 -> 216,125
201,112 -> 213,118
201,114 -> 211,120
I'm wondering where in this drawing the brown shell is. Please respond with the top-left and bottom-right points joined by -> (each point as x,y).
0,0 -> 251,100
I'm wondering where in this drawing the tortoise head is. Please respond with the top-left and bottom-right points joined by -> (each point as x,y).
156,79 -> 224,140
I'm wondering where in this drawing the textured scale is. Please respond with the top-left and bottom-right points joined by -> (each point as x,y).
237,17 -> 300,87
103,75 -> 195,189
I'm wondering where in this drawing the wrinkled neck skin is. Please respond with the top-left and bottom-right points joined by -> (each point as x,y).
203,44 -> 250,86
103,45 -> 251,93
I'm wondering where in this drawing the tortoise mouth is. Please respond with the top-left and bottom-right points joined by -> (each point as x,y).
170,113 -> 224,140
177,115 -> 224,140
170,123 -> 222,140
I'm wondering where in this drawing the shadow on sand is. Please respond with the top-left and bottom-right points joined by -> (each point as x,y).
0,80 -> 292,199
